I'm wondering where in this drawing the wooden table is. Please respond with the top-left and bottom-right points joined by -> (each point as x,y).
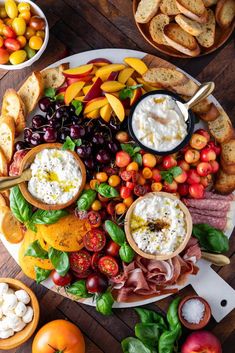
0,1 -> 234,352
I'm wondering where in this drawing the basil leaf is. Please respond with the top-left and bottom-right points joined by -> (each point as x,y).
10,186 -> 33,224
96,291 -> 114,316
72,100 -> 83,116
133,146 -> 141,153
192,224 -> 229,253
121,337 -> 152,353
67,280 -> 93,298
25,240 -> 48,259
35,267 -> 51,284
54,94 -> 64,101
30,209 -> 68,225
158,323 -> 182,353
44,87 -> 56,99
135,323 -> 161,348
48,248 -> 69,277
160,171 -> 173,184
119,242 -> 135,263
96,183 -> 119,198
77,189 -> 97,211
167,297 -> 181,330
119,88 -> 134,100
170,166 -> 182,178
105,220 -> 125,246
62,136 -> 76,151
121,143 -> 135,156
135,308 -> 167,330
133,153 -> 142,166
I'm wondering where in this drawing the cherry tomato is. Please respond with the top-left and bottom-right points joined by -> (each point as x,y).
18,3 -> 31,12
0,7 -> 7,18
4,38 -> 20,51
108,174 -> 121,187
126,181 -> 135,190
200,147 -> 216,162
174,170 -> 187,183
162,155 -> 177,169
178,183 -> 189,196
98,256 -> 119,277
69,250 -> 91,274
126,161 -> 139,172
91,252 -> 104,271
131,170 -> 138,183
29,15 -> 45,31
177,159 -> 190,172
151,182 -> 163,192
36,30 -> 45,39
29,35 -> 43,50
19,10 -> 31,23
137,175 -> 146,186
187,169 -> 201,184
83,228 -> 106,252
12,17 -> 26,36
107,201 -> 116,216
195,129 -> 210,142
200,174 -> 212,187
86,273 -> 108,294
142,167 -> 152,179
0,47 -> 9,64
134,184 -> 147,197
116,151 -> 131,167
115,131 -> 129,143
2,25 -> 16,38
210,160 -> 219,173
207,141 -> 221,155
73,268 -> 92,279
5,0 -> 18,19
9,49 -> 26,64
189,184 -> 205,199
120,170 -> 132,181
96,172 -> 108,182
115,202 -> 127,215
52,271 -> 72,286
0,36 -> 3,47
17,35 -> 26,48
143,153 -> 157,168
196,162 -> 212,177
87,211 -> 102,228
184,149 -> 200,164
106,240 -> 120,257
123,196 -> 134,207
163,180 -> 178,192
152,168 -> 162,182
189,133 -> 208,150
120,186 -> 132,199
25,26 -> 35,39
91,200 -> 102,211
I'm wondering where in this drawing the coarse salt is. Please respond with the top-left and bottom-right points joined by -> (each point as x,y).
182,299 -> 205,324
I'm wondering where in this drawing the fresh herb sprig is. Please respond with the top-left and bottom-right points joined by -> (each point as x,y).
119,84 -> 143,100
160,166 -> 182,184
121,143 -> 142,166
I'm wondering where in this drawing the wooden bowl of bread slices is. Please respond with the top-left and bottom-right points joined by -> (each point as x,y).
133,0 -> 235,57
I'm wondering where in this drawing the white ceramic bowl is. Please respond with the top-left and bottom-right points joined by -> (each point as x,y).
0,0 -> 49,70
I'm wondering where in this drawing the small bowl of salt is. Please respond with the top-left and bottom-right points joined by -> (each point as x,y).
178,296 -> 211,330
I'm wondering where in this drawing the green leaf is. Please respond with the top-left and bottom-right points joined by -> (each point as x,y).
119,88 -> 134,100
67,280 -> 93,298
54,94 -> 64,101
192,224 -> 229,253
48,248 -> 70,277
121,143 -> 135,157
129,84 -> 143,90
119,242 -> 135,263
75,138 -> 82,147
166,298 -> 181,330
135,323 -> 161,348
160,171 -> 173,184
105,220 -> 126,246
44,87 -> 56,99
10,186 -> 33,224
25,240 -> 48,259
158,323 -> 182,353
121,337 -> 152,353
62,136 -> 76,151
133,153 -> 142,166
96,291 -> 114,316
170,166 -> 182,178
96,183 -> 119,198
135,308 -> 167,330
30,209 -> 68,225
72,99 -> 83,116
77,189 -> 97,211
35,267 -> 51,284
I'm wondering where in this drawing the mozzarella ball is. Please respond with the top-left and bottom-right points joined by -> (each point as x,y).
0,328 -> 14,339
6,313 -> 22,330
22,306 -> 34,323
13,320 -> 26,332
15,290 -> 30,305
14,302 -> 27,317
0,283 -> 9,297
0,317 -> 9,330
2,294 -> 18,313
0,307 -> 2,319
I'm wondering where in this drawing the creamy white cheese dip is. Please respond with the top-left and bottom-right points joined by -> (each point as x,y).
130,194 -> 186,255
28,149 -> 82,205
132,94 -> 187,152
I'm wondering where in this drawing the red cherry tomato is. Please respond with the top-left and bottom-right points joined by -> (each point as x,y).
52,271 -> 72,286
190,133 -> 208,150
120,170 -> 132,181
187,169 -> 201,184
200,174 -> 213,187
4,38 -> 20,51
2,25 -> 16,38
195,129 -> 210,142
163,180 -> 178,192
83,228 -> 106,252
177,159 -> 190,172
87,210 -> 102,228
200,147 -> 216,162
116,151 -> 131,168
131,170 -> 138,183
120,186 -> 132,199
178,183 -> 189,196
189,184 -> 205,199
91,252 -> 104,271
152,168 -> 162,182
86,273 -> 108,294
98,256 -> 119,277
162,156 -> 177,169
210,160 -> 219,173
207,141 -> 221,155
73,268 -> 92,279
106,240 -> 120,257
69,250 -> 91,274
0,48 -> 9,64
134,184 -> 147,197
196,162 -> 212,177
29,16 -> 46,31
126,181 -> 135,190
106,201 -> 116,216
174,170 -> 187,183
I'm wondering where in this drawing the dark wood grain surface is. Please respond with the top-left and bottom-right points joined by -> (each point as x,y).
0,1 -> 234,352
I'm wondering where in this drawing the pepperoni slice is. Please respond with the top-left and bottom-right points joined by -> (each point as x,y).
83,228 -> 106,252
69,250 -> 91,274
98,256 -> 119,277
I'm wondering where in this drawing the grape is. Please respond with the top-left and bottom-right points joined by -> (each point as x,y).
108,141 -> 119,153
84,159 -> 95,170
68,105 -> 75,114
96,150 -> 111,164
85,123 -> 95,135
92,132 -> 105,145
43,127 -> 57,143
58,127 -> 70,142
30,133 -> 43,146
24,128 -> 33,142
15,141 -> 26,151
49,117 -> 61,129
38,97 -> 52,112
32,115 -> 47,129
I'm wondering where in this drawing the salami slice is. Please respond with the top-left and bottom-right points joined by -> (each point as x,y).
204,191 -> 234,201
183,198 -> 230,211
188,207 -> 228,218
190,212 -> 227,230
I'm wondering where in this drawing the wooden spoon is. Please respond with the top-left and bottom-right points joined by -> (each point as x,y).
201,251 -> 230,266
0,169 -> 32,192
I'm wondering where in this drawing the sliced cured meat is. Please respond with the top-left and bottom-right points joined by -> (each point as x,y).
188,207 -> 228,218
183,237 -> 201,263
204,191 -> 234,201
190,212 -> 227,230
9,150 -> 28,176
183,198 -> 230,211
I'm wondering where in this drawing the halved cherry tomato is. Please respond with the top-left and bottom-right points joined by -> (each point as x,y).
120,170 -> 132,181
69,250 -> 91,274
87,210 -> 101,228
120,186 -> 132,199
115,151 -> 131,167
134,184 -> 147,197
152,168 -> 162,182
106,240 -> 120,257
126,181 -> 135,190
107,201 -> 116,216
91,252 -> 104,271
52,270 -> 72,286
98,256 -> 119,277
83,228 -> 106,252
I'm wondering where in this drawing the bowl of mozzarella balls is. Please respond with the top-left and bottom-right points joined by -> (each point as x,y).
0,278 -> 40,350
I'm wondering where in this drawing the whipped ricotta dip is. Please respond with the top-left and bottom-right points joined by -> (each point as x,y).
28,149 -> 82,205
132,94 -> 187,152
130,194 -> 187,255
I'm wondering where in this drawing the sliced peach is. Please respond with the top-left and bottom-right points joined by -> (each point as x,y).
101,81 -> 125,93
84,77 -> 102,101
57,85 -> 67,93
118,68 -> 135,84
63,64 -> 93,78
124,57 -> 148,75
100,104 -> 112,123
110,92 -> 120,98
127,77 -> 137,86
105,93 -> 125,122
92,76 -> 100,83
130,87 -> 142,106
84,97 -> 108,114
64,81 -> 86,105
141,87 -> 147,95
85,109 -> 100,119
96,64 -> 126,81
83,84 -> 92,95
107,71 -> 118,81
66,75 -> 93,85
75,96 -> 85,102
87,58 -> 112,66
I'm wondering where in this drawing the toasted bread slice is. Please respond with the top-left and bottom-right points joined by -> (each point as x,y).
200,103 -> 220,121
0,190 -> 10,206
221,139 -> 235,165
196,9 -> 216,47
203,0 -> 218,6
0,116 -> 15,163
163,23 -> 201,57
149,14 -> 170,45
215,169 -> 235,194
18,71 -> 44,114
42,63 -> 69,89
176,0 -> 208,23
221,157 -> 235,175
0,148 -> 8,176
191,98 -> 211,114
208,112 -> 234,143
1,89 -> 26,135
135,0 -> 161,23
175,14 -> 203,36
0,194 -> 7,206
160,0 -> 180,15
172,78 -> 199,96
143,67 -> 187,88
216,0 -> 235,28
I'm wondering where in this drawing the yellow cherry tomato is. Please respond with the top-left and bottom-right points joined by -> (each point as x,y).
143,153 -> 157,168
17,35 -> 26,48
0,22 -> 4,35
19,10 -> 31,23
29,35 -> 43,50
9,49 -> 26,65
123,196 -> 134,208
96,172 -> 108,183
18,2 -> 30,12
90,179 -> 99,190
108,175 -> 121,187
151,182 -> 163,192
0,7 -> 7,18
36,30 -> 45,39
137,175 -> 146,186
142,167 -> 153,179
126,162 -> 139,172
115,203 -> 127,215
4,18 -> 13,26
12,17 -> 26,35
25,26 -> 35,39
5,0 -> 18,19
91,200 -> 102,211
0,36 -> 3,47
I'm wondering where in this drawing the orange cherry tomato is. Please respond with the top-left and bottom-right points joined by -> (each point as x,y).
36,30 -> 45,39
108,175 -> 121,187
17,35 -> 26,48
2,25 -> 16,38
0,47 -> 9,64
115,202 -> 127,215
25,26 -> 35,39
143,153 -> 157,168
18,3 -> 31,12
90,179 -> 99,190
91,200 -> 102,211
0,7 -> 7,19
19,10 -> 31,23
123,196 -> 134,207
29,35 -> 43,50
126,161 -> 139,172
96,172 -> 108,182
142,167 -> 153,179
4,38 -> 20,51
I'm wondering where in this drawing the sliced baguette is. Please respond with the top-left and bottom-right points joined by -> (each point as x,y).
191,98 -> 211,114
163,23 -> 201,57
220,158 -> 235,175
196,9 -> 216,48
203,0 -> 218,6
175,14 -> 203,36
1,89 -> 26,135
149,14 -> 170,45
18,71 -> 44,114
0,116 -> 15,163
172,78 -> 198,96
208,112 -> 234,143
221,139 -> 235,165
160,0 -> 180,15
175,0 -> 208,23
135,0 -> 161,23
42,63 -> 69,89
0,148 -> 8,176
200,102 -> 219,121
215,0 -> 235,28
215,169 -> 235,194
142,67 -> 187,87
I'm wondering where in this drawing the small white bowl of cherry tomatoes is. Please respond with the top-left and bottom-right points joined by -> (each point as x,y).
0,0 -> 49,70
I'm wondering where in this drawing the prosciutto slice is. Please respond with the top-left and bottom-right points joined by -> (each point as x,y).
9,150 -> 28,176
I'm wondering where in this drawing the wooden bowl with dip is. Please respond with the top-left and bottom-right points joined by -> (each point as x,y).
19,143 -> 86,211
0,278 -> 40,350
124,192 -> 192,260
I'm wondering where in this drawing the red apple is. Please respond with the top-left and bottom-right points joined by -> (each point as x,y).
200,147 -> 216,162
84,77 -> 102,102
87,58 -> 112,66
182,331 -> 222,353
